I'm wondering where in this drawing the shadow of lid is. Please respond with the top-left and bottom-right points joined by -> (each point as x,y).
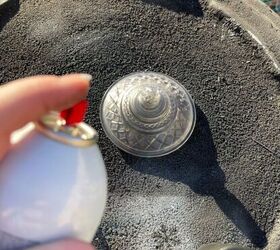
0,0 -> 20,32
142,0 -> 203,17
121,106 -> 267,248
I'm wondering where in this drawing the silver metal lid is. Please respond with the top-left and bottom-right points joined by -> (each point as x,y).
36,112 -> 98,147
100,72 -> 196,157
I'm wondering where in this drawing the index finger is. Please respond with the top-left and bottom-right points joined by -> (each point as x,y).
0,74 -> 91,135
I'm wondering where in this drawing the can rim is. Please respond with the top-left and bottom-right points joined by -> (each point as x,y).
36,112 -> 98,148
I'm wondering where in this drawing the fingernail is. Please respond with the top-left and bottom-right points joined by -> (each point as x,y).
79,73 -> 92,82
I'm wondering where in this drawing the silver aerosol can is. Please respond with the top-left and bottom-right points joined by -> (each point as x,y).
0,111 -> 107,249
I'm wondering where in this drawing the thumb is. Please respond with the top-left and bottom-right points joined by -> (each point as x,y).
27,239 -> 95,250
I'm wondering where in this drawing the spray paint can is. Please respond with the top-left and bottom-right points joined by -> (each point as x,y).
0,111 -> 107,249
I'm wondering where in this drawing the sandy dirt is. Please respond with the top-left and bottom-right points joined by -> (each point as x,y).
0,0 -> 280,249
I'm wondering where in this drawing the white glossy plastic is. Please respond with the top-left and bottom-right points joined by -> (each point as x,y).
0,123 -> 107,243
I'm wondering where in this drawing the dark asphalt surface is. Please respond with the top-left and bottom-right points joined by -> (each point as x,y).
0,0 -> 280,249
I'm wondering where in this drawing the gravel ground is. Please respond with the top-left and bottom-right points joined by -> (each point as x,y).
0,0 -> 280,249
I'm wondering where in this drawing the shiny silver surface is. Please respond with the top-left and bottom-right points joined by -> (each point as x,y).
36,112 -> 98,147
100,72 -> 196,157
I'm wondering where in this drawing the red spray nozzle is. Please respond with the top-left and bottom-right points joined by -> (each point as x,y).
60,100 -> 88,125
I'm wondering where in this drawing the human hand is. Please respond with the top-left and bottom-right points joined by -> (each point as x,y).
0,74 -> 91,160
0,74 -> 94,250
28,239 -> 94,250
